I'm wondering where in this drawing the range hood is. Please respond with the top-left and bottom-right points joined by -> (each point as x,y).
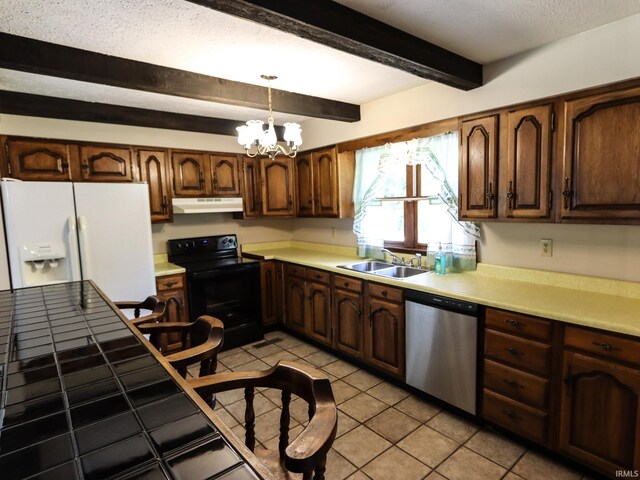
172,197 -> 243,214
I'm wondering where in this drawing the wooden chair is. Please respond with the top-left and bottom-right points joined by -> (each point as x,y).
115,295 -> 167,327
136,315 -> 224,380
188,360 -> 338,480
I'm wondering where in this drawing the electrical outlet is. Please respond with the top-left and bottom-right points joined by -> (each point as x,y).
540,238 -> 553,257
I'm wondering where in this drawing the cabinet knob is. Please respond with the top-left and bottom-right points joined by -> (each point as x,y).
381,290 -> 388,297
506,319 -> 520,328
486,182 -> 495,208
503,379 -> 522,389
165,281 -> 177,287
562,177 -> 572,209
506,180 -> 514,210
502,408 -> 520,420
506,347 -> 520,357
343,282 -> 349,287
592,341 -> 620,352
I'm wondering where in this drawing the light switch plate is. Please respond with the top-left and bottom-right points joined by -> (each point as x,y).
541,238 -> 553,257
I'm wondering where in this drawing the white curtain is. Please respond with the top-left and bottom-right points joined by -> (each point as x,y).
353,132 -> 479,271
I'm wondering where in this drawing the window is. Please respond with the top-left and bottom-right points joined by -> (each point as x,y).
354,132 -> 460,251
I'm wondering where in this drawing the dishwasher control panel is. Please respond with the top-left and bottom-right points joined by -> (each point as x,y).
405,290 -> 477,316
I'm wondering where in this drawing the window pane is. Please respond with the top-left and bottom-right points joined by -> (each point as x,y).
363,201 -> 404,242
380,165 -> 406,198
416,199 -> 451,245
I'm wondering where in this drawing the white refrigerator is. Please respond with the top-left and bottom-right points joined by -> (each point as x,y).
1,179 -> 156,302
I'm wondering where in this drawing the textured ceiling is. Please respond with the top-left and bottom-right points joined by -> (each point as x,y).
2,0 -> 640,126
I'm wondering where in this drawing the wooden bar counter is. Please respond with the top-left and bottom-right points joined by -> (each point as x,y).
0,281 -> 274,480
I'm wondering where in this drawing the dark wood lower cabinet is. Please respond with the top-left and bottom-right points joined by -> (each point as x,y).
156,273 -> 189,354
560,351 -> 640,476
285,274 -> 307,334
260,260 -> 277,327
364,285 -> 405,379
333,288 -> 364,359
307,280 -> 332,347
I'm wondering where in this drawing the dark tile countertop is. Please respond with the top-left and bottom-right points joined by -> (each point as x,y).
0,281 -> 265,480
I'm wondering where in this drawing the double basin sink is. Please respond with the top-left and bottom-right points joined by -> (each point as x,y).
339,260 -> 432,279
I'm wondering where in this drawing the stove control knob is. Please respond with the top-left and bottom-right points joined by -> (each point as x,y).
222,237 -> 228,245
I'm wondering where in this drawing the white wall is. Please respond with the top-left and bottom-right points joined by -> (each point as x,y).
152,214 -> 292,253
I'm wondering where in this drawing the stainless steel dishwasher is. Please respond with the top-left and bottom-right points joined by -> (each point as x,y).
405,290 -> 478,414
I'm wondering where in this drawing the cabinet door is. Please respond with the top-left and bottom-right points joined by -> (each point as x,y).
262,158 -> 295,216
260,260 -> 277,326
560,351 -> 640,476
172,151 -> 209,196
313,148 -> 339,217
156,288 -> 189,354
138,149 -> 172,223
5,138 -> 77,181
275,261 -> 285,324
241,157 -> 262,217
295,154 -> 314,216
210,154 -> 241,196
333,289 -> 364,359
365,297 -> 405,378
460,115 -> 498,219
561,85 -> 640,221
285,275 -> 307,333
79,145 -> 134,182
505,104 -> 553,219
307,280 -> 332,347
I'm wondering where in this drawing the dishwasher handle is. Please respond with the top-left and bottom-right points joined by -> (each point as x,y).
405,290 -> 477,316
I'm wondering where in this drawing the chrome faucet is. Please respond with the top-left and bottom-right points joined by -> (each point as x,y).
409,253 -> 422,269
381,248 -> 404,265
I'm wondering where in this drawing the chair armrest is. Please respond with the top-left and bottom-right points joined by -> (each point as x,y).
165,337 -> 222,369
136,321 -> 190,333
114,301 -> 143,309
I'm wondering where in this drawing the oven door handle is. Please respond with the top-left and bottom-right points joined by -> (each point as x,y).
189,264 -> 258,280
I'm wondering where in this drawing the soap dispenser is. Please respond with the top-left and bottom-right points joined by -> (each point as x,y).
435,242 -> 446,275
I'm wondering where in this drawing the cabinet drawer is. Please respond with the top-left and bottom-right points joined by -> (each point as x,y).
156,274 -> 184,291
368,283 -> 403,303
565,326 -> 640,366
306,268 -> 330,284
484,359 -> 549,409
485,329 -> 551,376
483,389 -> 548,445
334,274 -> 363,293
486,308 -> 552,341
286,264 -> 305,279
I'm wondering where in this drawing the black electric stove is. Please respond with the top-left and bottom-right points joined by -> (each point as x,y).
168,235 -> 263,350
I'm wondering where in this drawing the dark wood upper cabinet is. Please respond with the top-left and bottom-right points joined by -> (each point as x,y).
295,147 -> 352,218
3,137 -> 78,181
313,148 -> 339,217
137,149 -> 172,223
171,151 -> 208,197
459,114 -> 499,219
560,84 -> 640,221
79,145 -> 134,182
295,153 -> 314,216
210,154 -> 241,196
241,156 -> 263,217
505,104 -> 553,219
261,158 -> 295,216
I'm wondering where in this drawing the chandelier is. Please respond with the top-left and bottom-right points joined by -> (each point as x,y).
237,75 -> 302,160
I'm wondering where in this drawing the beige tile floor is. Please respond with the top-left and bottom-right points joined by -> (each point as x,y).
188,330 -> 594,480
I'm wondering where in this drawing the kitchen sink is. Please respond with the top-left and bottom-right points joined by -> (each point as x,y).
339,261 -> 432,279
374,266 -> 431,279
339,261 -> 394,272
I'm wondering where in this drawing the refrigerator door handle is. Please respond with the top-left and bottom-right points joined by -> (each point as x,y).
67,216 -> 82,281
77,216 -> 92,280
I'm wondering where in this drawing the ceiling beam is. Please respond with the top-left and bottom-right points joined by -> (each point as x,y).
0,33 -> 360,123
0,90 -> 290,137
189,0 -> 483,90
